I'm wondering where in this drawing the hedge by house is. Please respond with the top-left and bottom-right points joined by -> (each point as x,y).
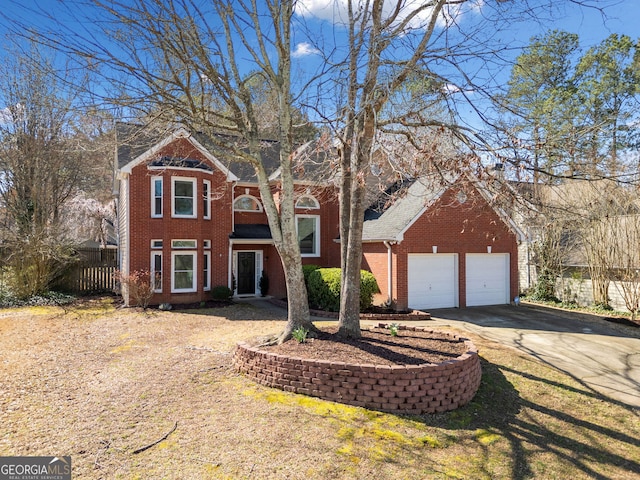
307,267 -> 379,312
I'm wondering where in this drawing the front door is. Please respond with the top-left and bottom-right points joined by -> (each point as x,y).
237,252 -> 256,295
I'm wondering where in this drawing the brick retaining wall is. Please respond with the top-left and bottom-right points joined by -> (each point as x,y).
234,327 -> 482,414
267,298 -> 431,321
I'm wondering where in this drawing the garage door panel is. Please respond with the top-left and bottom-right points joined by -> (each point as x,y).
408,254 -> 457,309
466,254 -> 509,306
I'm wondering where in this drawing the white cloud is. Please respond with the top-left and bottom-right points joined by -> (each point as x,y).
442,83 -> 476,95
0,104 -> 22,126
295,0 -> 484,29
442,83 -> 462,94
292,42 -> 321,58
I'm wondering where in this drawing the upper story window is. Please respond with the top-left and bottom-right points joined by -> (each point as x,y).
172,177 -> 197,218
296,195 -> 320,209
203,180 -> 211,219
234,194 -> 263,212
151,177 -> 163,218
296,215 -> 320,257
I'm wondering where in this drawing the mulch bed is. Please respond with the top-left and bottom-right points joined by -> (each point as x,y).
261,326 -> 469,366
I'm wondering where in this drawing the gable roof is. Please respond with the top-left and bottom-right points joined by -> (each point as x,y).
116,123 -> 238,180
362,174 -> 525,243
116,123 -> 336,184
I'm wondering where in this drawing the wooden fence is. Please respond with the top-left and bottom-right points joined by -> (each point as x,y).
65,248 -> 118,294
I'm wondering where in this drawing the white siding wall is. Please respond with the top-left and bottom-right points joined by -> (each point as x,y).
518,242 -> 536,292
556,273 -> 630,312
117,175 -> 130,304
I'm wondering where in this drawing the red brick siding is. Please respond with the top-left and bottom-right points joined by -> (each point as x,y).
361,245 -> 396,304
126,138 -> 233,305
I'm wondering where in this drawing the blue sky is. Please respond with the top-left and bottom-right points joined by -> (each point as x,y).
2,1 -> 637,63
0,0 -> 638,127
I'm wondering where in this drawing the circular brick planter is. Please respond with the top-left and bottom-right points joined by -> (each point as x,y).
234,327 -> 482,414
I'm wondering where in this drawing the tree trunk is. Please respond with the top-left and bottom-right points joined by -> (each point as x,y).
276,251 -> 316,343
338,180 -> 366,338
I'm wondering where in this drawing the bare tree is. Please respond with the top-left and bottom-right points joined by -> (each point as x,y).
0,42 -> 89,297
296,0 -> 596,336
5,0 -> 623,335
10,0 -> 324,341
609,214 -> 640,320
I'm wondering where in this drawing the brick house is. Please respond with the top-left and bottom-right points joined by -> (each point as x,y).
114,124 -> 521,309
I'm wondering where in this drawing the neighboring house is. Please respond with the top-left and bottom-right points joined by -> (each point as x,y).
114,123 -> 522,309
361,177 -> 523,310
512,179 -> 640,312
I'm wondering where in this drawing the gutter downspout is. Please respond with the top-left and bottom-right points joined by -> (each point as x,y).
383,241 -> 393,305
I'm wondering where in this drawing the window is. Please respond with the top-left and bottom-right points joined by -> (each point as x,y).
172,251 -> 197,292
151,177 -> 163,218
203,251 -> 211,291
296,215 -> 320,257
151,252 -> 162,292
296,195 -> 319,209
151,239 -> 163,249
172,177 -> 197,218
171,239 -> 197,249
203,180 -> 211,219
234,195 -> 262,212
203,240 -> 211,249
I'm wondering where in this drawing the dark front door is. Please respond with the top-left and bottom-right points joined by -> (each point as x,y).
237,252 -> 256,295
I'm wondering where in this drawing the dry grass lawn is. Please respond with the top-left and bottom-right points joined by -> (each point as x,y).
0,297 -> 638,479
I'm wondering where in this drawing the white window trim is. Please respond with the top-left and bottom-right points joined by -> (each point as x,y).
171,176 -> 197,218
203,251 -> 211,291
233,194 -> 263,212
151,251 -> 163,293
203,179 -> 211,220
296,214 -> 320,257
171,251 -> 197,293
295,194 -> 320,209
151,239 -> 163,249
151,176 -> 163,218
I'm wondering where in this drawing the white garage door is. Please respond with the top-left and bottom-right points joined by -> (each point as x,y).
466,254 -> 510,306
408,254 -> 458,309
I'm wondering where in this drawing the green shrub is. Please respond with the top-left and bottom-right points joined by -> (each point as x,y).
359,270 -> 379,311
302,264 -> 320,289
529,268 -> 559,302
307,268 -> 379,312
211,285 -> 233,301
308,268 -> 342,311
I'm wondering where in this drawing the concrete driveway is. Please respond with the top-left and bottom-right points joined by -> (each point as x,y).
415,304 -> 640,408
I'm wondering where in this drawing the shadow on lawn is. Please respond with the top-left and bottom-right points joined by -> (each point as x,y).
430,356 -> 640,480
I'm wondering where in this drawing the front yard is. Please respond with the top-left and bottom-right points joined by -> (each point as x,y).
1,298 -> 638,479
